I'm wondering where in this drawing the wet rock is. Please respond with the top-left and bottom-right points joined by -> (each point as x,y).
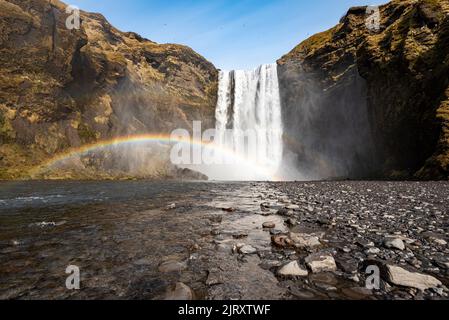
286,218 -> 297,226
386,265 -> 442,291
164,282 -> 194,300
158,260 -> 187,273
290,232 -> 322,249
263,221 -> 276,229
384,237 -> 406,251
260,260 -> 283,270
269,229 -> 283,236
277,261 -> 308,277
305,253 -> 337,273
222,207 -> 236,212
335,258 -> 358,274
276,208 -> 291,216
239,245 -> 257,255
271,235 -> 294,248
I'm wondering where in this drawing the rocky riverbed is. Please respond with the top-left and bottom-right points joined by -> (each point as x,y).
0,181 -> 448,300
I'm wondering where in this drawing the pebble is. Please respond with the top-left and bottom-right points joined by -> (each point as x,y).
165,203 -> 176,210
271,235 -> 294,247
384,237 -> 406,251
305,253 -> 337,273
432,238 -> 447,246
277,261 -> 308,277
239,245 -> 257,254
262,222 -> 276,229
365,247 -> 381,255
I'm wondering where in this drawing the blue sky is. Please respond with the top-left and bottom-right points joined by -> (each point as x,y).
69,0 -> 385,70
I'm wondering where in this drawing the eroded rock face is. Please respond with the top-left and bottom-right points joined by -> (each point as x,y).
0,0 -> 218,179
278,0 -> 449,180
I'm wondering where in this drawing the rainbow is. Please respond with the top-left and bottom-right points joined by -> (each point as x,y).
31,133 -> 282,181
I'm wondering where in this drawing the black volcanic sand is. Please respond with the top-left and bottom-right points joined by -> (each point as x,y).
0,181 -> 448,300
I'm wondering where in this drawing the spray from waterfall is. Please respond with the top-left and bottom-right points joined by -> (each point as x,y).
191,63 -> 284,181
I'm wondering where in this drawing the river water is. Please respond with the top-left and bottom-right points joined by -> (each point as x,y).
0,180 -> 288,299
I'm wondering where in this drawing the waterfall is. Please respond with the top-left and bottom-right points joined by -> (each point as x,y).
211,63 -> 284,180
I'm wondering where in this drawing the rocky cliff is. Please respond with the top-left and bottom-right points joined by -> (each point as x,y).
278,0 -> 449,179
0,0 -> 218,179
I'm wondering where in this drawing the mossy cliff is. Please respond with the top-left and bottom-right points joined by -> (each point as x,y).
278,0 -> 449,179
0,0 -> 218,179
1,0 -> 449,180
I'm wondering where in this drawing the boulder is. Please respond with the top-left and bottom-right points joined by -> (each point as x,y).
386,265 -> 442,291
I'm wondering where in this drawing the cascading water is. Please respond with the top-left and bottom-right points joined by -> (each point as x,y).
200,63 -> 284,181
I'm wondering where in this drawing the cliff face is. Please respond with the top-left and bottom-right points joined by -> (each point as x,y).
0,0 -> 218,179
278,0 -> 449,179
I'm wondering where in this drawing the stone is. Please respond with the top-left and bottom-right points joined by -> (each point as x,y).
277,261 -> 308,277
276,208 -> 290,216
262,221 -> 276,229
305,253 -> 337,273
269,229 -> 283,235
271,235 -> 294,248
286,204 -> 300,210
158,260 -> 187,273
164,282 -> 194,300
290,232 -> 322,248
384,237 -> 406,251
222,207 -> 236,212
386,265 -> 442,291
432,238 -> 447,246
165,203 -> 176,210
239,245 -> 257,254
365,247 -> 381,255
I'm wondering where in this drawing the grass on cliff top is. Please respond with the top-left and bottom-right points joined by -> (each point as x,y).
280,25 -> 340,61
